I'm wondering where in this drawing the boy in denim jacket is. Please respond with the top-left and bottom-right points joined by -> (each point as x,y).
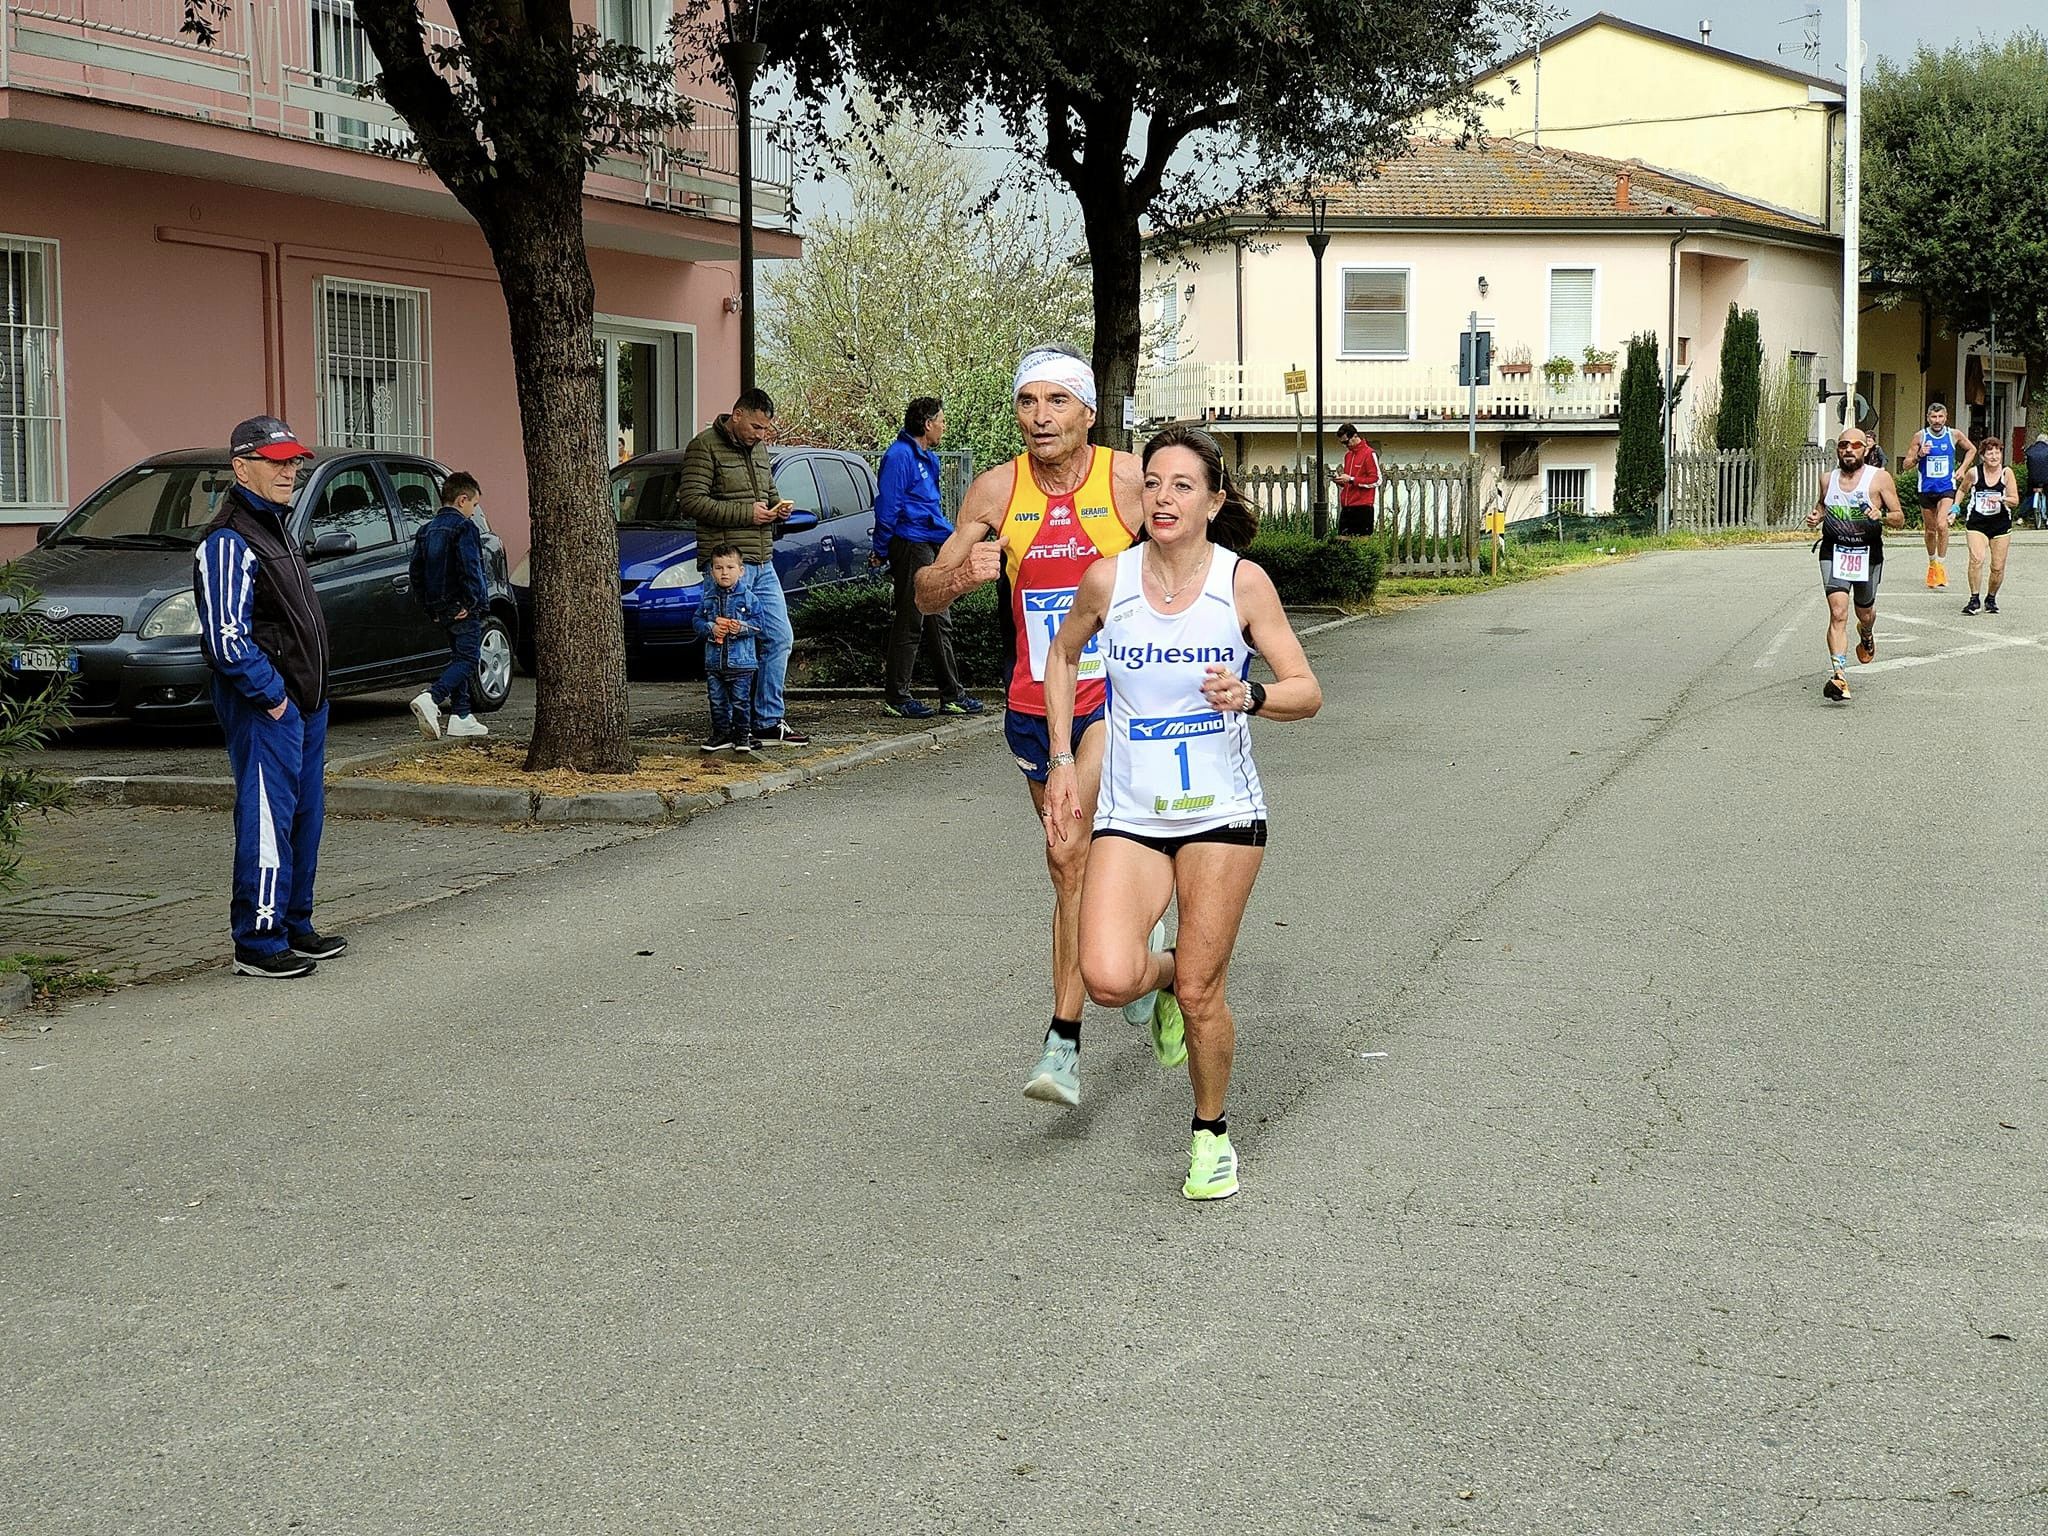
693,544 -> 760,753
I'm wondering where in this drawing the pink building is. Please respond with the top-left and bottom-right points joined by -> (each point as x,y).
0,0 -> 799,563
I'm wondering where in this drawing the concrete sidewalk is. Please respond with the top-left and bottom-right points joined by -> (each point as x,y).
1,681 -> 992,985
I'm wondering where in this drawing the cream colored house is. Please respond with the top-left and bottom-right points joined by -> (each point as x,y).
1138,139 -> 1842,522
1468,12 -> 2028,456
1467,13 -> 1845,231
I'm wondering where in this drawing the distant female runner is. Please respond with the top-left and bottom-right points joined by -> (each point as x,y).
1040,426 -> 1322,1201
1960,435 -> 2020,615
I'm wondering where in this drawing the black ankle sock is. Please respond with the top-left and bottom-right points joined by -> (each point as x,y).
1049,1016 -> 1080,1047
1192,1114 -> 1227,1136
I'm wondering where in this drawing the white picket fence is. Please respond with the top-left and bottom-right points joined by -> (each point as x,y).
1668,446 -> 1832,530
1237,462 -> 1477,575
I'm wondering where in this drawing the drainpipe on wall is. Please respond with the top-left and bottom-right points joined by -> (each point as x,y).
1662,227 -> 1692,534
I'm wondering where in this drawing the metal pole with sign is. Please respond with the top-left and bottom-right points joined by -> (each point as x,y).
1285,366 -> 1309,517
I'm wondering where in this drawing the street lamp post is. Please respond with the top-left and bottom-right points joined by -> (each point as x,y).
1307,194 -> 1331,538
720,15 -> 766,394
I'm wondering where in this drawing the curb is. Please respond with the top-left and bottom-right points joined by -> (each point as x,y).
68,715 -> 1002,827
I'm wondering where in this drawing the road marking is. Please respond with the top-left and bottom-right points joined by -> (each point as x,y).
1754,615 -> 1804,670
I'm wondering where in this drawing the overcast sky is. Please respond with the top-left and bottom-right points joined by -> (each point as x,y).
1553,1 -> 2038,72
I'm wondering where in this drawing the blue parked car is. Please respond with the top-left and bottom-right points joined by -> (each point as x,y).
512,446 -> 878,676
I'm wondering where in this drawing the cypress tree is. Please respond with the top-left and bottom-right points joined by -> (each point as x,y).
1716,305 -> 1764,451
1614,331 -> 1665,527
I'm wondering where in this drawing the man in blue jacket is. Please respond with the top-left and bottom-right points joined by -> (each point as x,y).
875,396 -> 981,719
193,416 -> 344,979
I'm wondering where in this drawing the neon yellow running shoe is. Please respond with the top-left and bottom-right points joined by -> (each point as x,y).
1182,1129 -> 1239,1200
1150,988 -> 1188,1068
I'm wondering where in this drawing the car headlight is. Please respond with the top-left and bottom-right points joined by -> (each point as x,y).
140,591 -> 201,639
647,558 -> 699,591
510,557 -> 530,587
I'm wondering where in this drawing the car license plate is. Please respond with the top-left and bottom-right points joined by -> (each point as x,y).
9,647 -> 77,674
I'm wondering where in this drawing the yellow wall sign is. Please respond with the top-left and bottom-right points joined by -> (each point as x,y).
1283,368 -> 1309,396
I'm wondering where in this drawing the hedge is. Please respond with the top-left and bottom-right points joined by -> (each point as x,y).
789,534 -> 1378,689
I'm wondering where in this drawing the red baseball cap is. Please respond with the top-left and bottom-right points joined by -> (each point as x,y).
229,415 -> 314,461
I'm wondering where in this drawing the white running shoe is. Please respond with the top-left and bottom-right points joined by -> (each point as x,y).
1124,918 -> 1168,1026
409,690 -> 442,740
445,714 -> 489,738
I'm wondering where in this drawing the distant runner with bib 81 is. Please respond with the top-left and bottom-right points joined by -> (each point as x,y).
1807,425 -> 1905,703
1900,400 -> 1977,590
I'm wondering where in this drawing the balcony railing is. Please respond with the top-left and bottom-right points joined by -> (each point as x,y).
1138,360 -> 1621,428
0,0 -> 793,221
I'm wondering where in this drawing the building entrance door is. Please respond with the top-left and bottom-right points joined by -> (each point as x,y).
596,324 -> 693,464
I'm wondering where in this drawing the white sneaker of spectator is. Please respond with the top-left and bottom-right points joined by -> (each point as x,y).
446,714 -> 489,738
409,690 -> 442,740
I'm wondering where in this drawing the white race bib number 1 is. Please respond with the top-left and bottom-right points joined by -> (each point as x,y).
1830,546 -> 1870,582
1023,587 -> 1103,682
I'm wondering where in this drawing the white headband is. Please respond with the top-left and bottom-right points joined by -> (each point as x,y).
1014,349 -> 1098,411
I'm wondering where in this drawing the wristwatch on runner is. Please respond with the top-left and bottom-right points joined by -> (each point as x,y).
1047,752 -> 1075,769
1245,680 -> 1266,716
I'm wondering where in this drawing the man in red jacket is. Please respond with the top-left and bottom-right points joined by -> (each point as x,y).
1335,423 -> 1380,535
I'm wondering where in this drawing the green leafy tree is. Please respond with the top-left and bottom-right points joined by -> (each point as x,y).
1863,35 -> 2048,407
183,0 -> 699,772
760,118 -> 1093,471
757,0 -> 1532,445
1716,305 -> 1763,451
1613,331 -> 1664,524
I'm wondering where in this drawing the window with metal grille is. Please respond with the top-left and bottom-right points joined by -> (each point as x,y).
1341,269 -> 1408,356
1,235 -> 64,512
1546,466 -> 1591,518
317,277 -> 431,453
1548,268 -> 1596,361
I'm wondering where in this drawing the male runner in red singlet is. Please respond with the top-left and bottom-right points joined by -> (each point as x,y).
916,345 -> 1145,1106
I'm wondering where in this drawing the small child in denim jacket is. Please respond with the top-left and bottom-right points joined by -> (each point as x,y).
693,544 -> 759,753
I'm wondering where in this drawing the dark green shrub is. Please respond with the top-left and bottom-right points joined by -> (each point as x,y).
791,577 -> 1005,689
1243,531 -> 1382,606
1614,331 -> 1665,527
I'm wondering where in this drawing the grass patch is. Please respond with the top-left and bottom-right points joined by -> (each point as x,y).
1,953 -> 119,1004
1378,529 -> 1813,603
355,736 -> 874,797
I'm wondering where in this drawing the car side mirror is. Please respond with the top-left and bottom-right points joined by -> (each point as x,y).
779,509 -> 819,537
306,531 -> 358,558
35,525 -> 53,545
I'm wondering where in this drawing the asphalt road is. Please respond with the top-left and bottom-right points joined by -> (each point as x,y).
4,545 -> 2043,1535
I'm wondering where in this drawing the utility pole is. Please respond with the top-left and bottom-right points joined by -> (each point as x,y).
721,19 -> 766,394
1840,0 -> 1862,425
1307,195 -> 1332,538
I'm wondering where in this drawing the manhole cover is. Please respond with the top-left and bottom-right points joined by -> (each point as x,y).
0,888 -> 195,919
1482,626 -> 1532,636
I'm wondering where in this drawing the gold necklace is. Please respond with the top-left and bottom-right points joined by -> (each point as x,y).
1146,546 -> 1202,603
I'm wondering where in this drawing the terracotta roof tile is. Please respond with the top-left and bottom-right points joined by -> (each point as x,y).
1265,139 -> 1829,237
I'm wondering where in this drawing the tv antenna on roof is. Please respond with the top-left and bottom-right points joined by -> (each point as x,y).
1779,7 -> 1822,66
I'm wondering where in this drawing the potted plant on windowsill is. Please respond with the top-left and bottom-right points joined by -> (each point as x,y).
1498,344 -> 1534,378
1542,355 -> 1577,391
1581,345 -> 1618,377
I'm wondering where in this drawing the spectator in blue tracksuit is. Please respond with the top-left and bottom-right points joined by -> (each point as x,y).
875,395 -> 980,719
408,471 -> 492,741
692,544 -> 760,752
193,416 -> 343,980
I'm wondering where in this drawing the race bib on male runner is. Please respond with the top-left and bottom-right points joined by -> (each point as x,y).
1830,546 -> 1871,582
1023,588 -> 1103,682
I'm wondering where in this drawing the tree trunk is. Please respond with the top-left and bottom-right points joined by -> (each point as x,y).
483,185 -> 635,774
1077,185 -> 1142,452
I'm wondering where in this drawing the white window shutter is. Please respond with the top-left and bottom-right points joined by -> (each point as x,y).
1549,269 -> 1595,359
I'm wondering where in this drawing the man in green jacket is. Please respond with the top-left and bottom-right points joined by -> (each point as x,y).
678,387 -> 809,746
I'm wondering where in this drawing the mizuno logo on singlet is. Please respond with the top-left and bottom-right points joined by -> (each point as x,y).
1130,713 -> 1227,741
1108,641 -> 1237,670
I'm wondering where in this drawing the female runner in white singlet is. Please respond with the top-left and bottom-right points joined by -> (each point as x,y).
1041,426 -> 1322,1201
